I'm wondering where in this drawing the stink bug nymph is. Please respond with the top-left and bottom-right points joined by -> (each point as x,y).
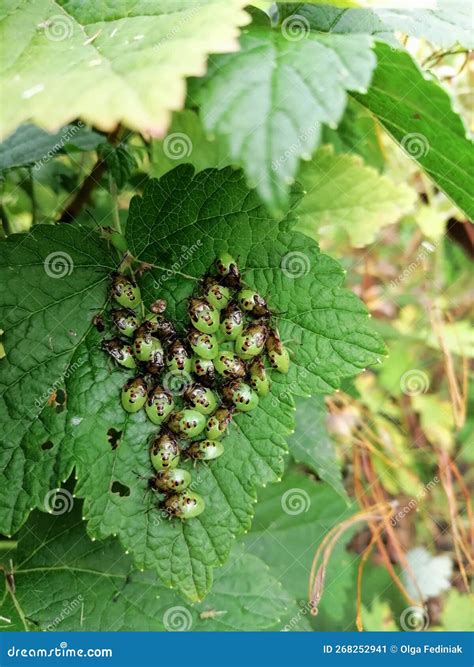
143,314 -> 177,342
203,277 -> 231,311
266,328 -> 290,374
164,491 -> 205,520
220,302 -> 244,341
248,357 -> 270,396
215,253 -> 241,289
184,383 -> 218,415
235,321 -> 268,359
111,273 -> 142,309
149,299 -> 167,315
146,346 -> 165,375
167,409 -> 206,438
102,338 -> 137,369
188,298 -> 219,334
191,356 -> 216,387
186,439 -> 224,462
145,386 -> 174,425
222,380 -> 259,412
121,376 -> 147,413
150,432 -> 180,471
205,407 -> 234,440
112,309 -> 140,337
214,350 -> 246,379
188,329 -> 219,360
132,325 -> 163,363
166,339 -> 192,373
150,468 -> 191,493
237,289 -> 270,318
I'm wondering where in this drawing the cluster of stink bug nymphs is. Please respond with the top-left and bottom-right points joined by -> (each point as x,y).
101,253 -> 290,521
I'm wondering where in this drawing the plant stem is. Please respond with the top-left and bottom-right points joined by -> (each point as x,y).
0,204 -> 13,236
109,172 -> 121,233
58,125 -> 123,224
58,159 -> 107,223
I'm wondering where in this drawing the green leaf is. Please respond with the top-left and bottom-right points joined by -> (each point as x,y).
289,395 -> 348,502
0,507 -> 287,631
150,110 -> 229,179
99,144 -> 137,189
193,8 -> 376,216
0,166 -> 384,602
0,0 -> 250,140
439,590 -> 474,631
322,99 -> 385,170
353,44 -> 474,220
280,1 -> 382,8
295,146 -> 416,247
0,123 -> 105,171
245,470 -> 357,629
157,544 -> 292,631
293,10 -> 474,218
126,166 -> 386,396
285,4 -> 474,47
0,225 -> 114,537
373,4 -> 474,47
361,598 -> 397,631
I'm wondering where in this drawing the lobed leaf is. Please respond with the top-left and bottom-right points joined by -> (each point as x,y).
295,146 -> 416,247
0,165 -> 384,600
0,506 -> 287,631
0,0 -> 250,140
192,8 -> 376,216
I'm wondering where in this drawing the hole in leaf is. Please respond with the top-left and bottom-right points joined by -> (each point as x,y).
54,388 -> 67,413
107,428 -> 122,450
111,481 -> 130,497
41,441 -> 54,451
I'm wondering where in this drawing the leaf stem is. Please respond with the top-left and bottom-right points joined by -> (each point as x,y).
129,256 -> 199,282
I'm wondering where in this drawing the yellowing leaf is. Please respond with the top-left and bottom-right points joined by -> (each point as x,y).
296,147 -> 416,247
362,598 -> 397,631
412,395 -> 455,451
0,0 -> 250,140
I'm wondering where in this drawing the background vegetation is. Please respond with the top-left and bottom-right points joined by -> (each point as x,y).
0,1 -> 472,633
